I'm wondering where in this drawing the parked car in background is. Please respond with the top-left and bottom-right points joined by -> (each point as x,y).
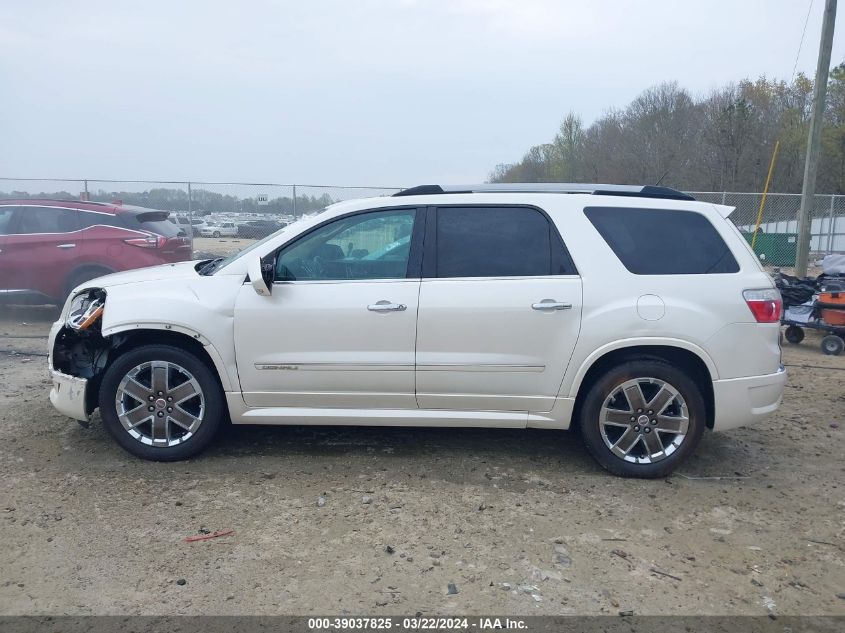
200,222 -> 238,238
47,183 -> 785,477
189,219 -> 207,236
167,216 -> 207,236
168,215 -> 190,232
238,219 -> 285,239
0,199 -> 191,304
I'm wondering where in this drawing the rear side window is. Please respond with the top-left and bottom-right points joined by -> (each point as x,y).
584,207 -> 739,274
79,210 -> 180,237
79,211 -> 127,229
434,206 -> 573,278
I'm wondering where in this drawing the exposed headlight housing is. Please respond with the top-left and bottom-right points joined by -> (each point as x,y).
66,289 -> 106,331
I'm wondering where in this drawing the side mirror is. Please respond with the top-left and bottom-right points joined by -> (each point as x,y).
248,256 -> 275,296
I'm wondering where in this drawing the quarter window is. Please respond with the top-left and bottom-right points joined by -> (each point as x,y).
434,206 -> 569,278
584,207 -> 739,274
275,209 -> 417,281
16,206 -> 80,235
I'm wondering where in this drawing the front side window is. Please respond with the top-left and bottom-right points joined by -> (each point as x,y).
434,206 -> 568,278
584,206 -> 739,274
275,209 -> 416,281
15,206 -> 79,235
0,206 -> 18,235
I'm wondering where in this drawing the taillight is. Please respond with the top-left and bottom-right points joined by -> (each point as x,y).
743,288 -> 782,323
123,234 -> 166,249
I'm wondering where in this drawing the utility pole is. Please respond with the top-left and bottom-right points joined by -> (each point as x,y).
796,0 -> 837,276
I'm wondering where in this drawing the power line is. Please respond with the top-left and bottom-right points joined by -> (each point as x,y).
792,0 -> 815,79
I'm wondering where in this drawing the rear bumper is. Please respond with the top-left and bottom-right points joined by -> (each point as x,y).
711,365 -> 787,431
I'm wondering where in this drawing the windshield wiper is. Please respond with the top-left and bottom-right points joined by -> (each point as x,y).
198,257 -> 225,276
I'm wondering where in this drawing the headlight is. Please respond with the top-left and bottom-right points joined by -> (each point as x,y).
66,289 -> 106,331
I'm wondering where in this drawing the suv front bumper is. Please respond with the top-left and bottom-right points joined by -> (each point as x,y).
47,320 -> 89,422
50,369 -> 89,422
712,365 -> 787,431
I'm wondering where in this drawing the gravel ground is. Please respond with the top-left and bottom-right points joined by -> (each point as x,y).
192,237 -> 257,258
0,306 -> 843,616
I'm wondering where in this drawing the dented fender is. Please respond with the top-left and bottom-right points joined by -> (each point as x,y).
97,274 -> 244,392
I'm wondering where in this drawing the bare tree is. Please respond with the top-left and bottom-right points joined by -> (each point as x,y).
489,70 -> 845,194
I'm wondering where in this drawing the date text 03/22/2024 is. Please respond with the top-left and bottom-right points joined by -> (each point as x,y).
306,617 -> 528,630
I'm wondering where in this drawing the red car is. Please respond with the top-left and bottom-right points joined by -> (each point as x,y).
0,199 -> 192,304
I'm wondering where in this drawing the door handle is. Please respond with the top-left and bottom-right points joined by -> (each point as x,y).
56,243 -> 76,249
532,300 -> 572,311
368,300 -> 407,312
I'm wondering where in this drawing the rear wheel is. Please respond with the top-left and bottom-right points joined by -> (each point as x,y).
579,359 -> 706,478
99,344 -> 223,461
821,335 -> 844,356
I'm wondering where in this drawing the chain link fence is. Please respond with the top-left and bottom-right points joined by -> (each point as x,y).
0,178 -> 842,267
690,191 -> 845,271
0,178 -> 401,257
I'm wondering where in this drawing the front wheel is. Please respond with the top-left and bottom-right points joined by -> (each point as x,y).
212,230 -> 221,238
99,344 -> 223,461
579,359 -> 706,478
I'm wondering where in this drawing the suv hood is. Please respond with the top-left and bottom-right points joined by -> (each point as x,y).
77,260 -> 201,292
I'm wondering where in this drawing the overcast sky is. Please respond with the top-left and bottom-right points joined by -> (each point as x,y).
1,0 -> 843,187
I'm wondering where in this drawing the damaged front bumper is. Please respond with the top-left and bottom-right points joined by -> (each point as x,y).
48,320 -> 90,423
49,368 -> 89,422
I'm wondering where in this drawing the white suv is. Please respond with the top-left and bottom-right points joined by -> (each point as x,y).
48,184 -> 786,477
200,221 -> 238,238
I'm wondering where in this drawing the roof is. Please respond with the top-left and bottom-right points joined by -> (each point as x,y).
1,198 -> 113,204
393,183 -> 695,202
0,199 -> 169,215
0,198 -> 119,210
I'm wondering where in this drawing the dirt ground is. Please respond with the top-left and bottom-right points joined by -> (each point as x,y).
0,305 -> 843,617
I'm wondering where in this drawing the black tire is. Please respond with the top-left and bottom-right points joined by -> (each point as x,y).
62,267 -> 113,304
213,230 -> 221,238
821,335 -> 844,356
784,325 -> 805,344
579,359 -> 706,478
99,344 -> 223,461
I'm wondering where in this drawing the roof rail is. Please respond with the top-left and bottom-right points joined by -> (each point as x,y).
393,183 -> 695,202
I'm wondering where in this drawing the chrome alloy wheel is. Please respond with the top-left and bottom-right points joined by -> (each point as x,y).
599,377 -> 689,464
115,361 -> 205,447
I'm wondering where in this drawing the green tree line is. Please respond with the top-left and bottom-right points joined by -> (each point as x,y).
490,65 -> 845,194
